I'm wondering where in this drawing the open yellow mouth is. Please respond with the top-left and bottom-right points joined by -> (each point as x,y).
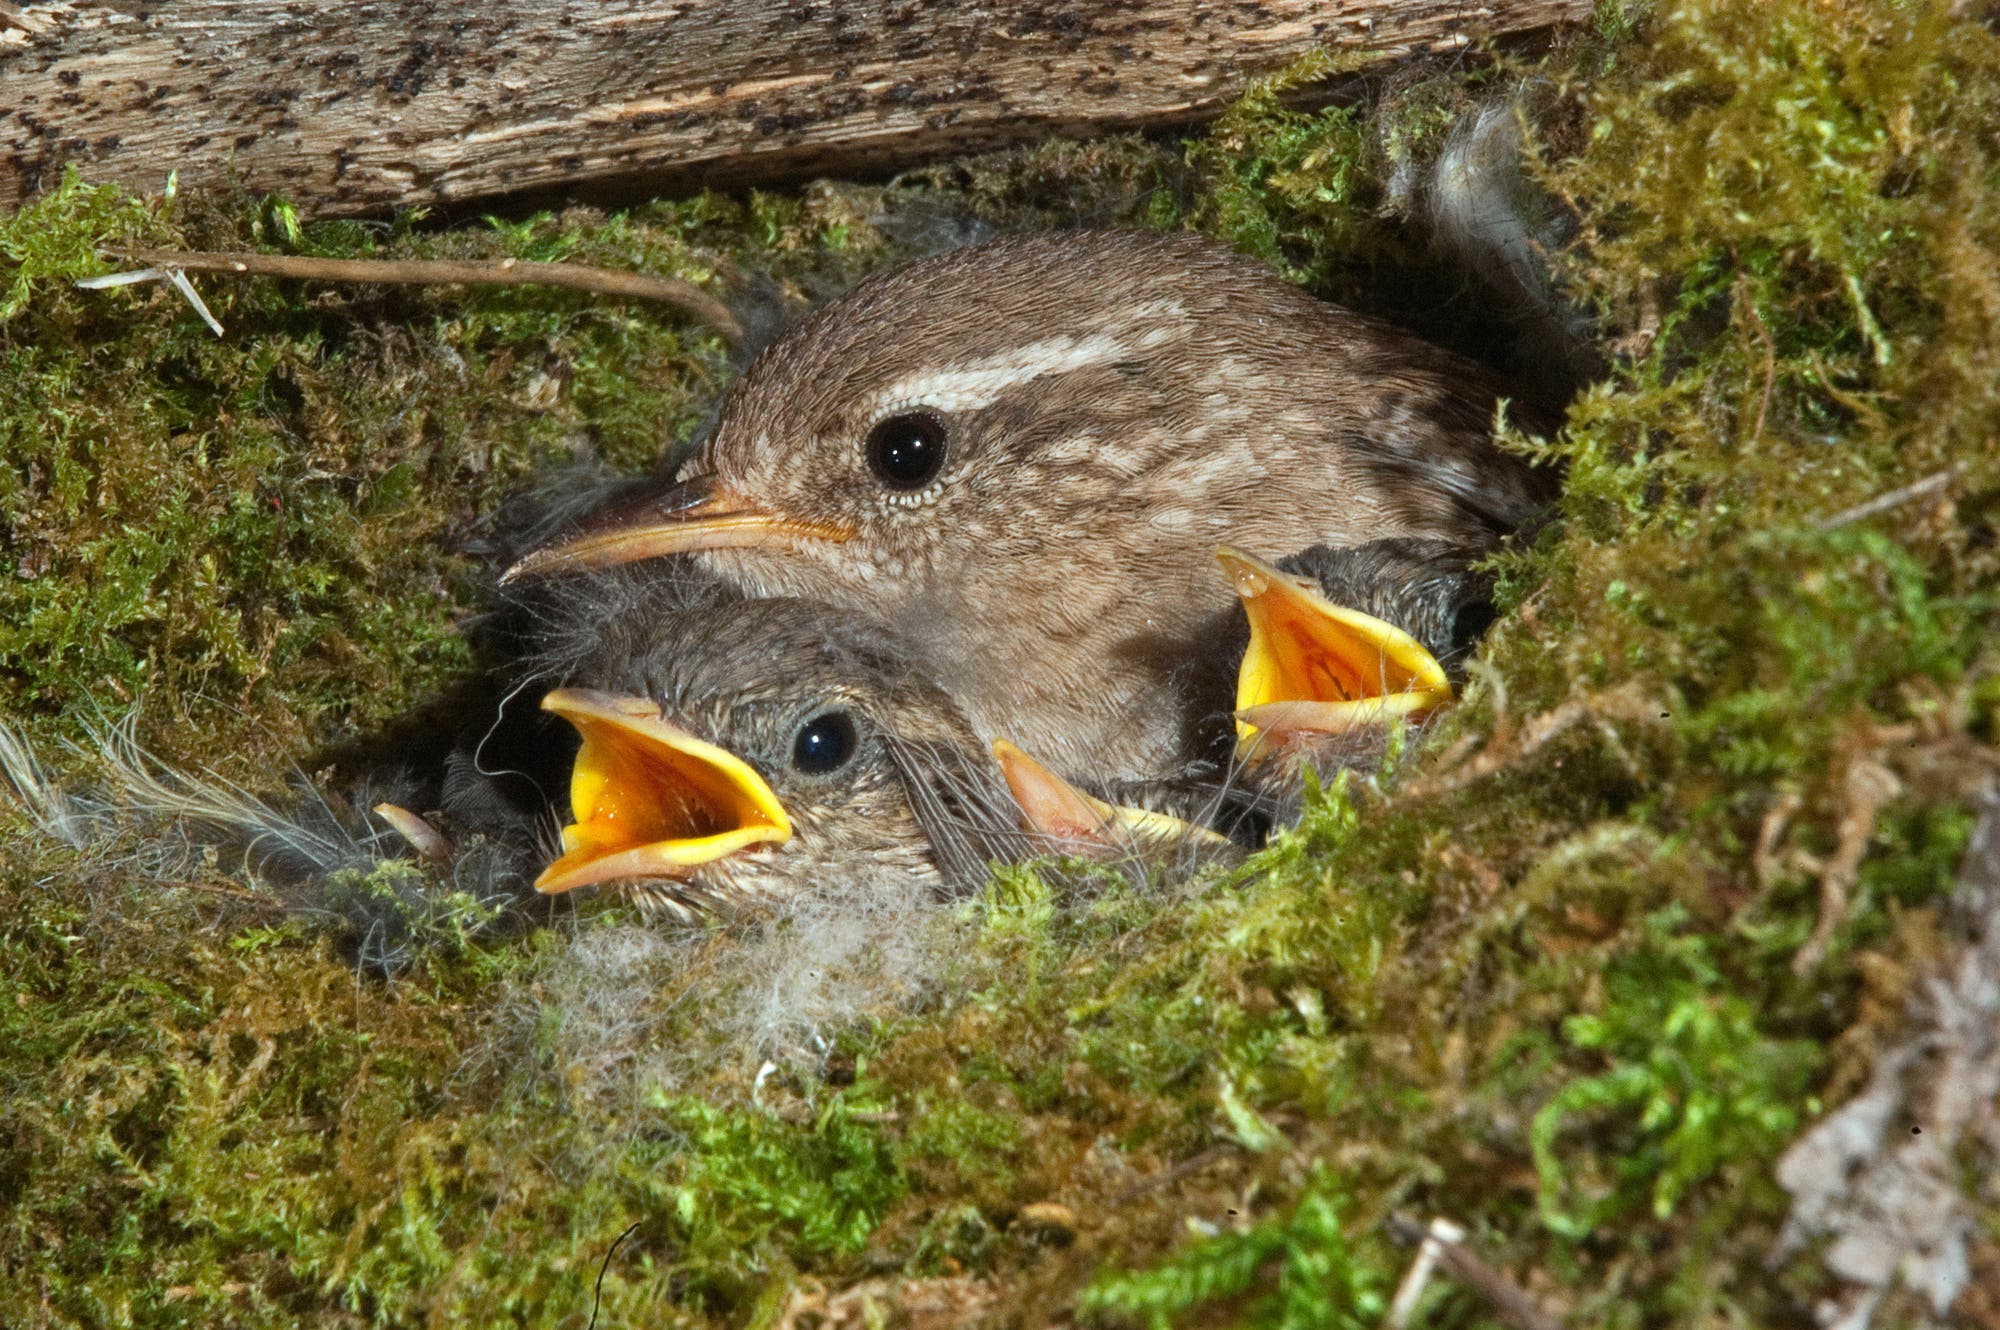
502,475 -> 856,582
1217,546 -> 1453,759
535,688 -> 792,895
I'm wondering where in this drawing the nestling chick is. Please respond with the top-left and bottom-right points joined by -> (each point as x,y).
1224,539 -> 1494,785
507,229 -> 1551,786
531,582 -> 1038,914
522,575 -> 1221,913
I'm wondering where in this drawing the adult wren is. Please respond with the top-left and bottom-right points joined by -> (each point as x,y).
508,230 -> 1552,786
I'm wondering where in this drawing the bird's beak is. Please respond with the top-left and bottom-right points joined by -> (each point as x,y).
501,474 -> 856,582
1216,546 -> 1453,761
993,739 -> 1227,853
535,688 -> 793,895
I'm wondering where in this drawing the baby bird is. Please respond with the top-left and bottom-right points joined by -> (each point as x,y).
522,573 -> 1220,915
1223,538 -> 1495,786
506,229 -> 1550,787
529,579 -> 1026,913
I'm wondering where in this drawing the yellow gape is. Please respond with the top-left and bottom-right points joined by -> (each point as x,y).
535,688 -> 792,895
1216,547 -> 1453,762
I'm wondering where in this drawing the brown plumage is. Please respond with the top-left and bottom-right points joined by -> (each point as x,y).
526,577 -> 1033,914
509,230 -> 1549,787
500,567 -> 1220,915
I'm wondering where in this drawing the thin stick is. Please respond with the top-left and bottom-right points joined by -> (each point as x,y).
1400,686 -> 1662,802
1111,1144 -> 1238,1204
588,1221 -> 643,1330
1791,756 -> 1900,976
1818,463 -> 1967,530
1387,1217 -> 1459,1327
158,879 -> 288,910
1385,1216 -> 1563,1330
110,249 -> 744,346
1734,273 -> 1777,443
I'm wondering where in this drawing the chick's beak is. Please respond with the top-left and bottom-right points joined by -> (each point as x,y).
1217,546 -> 1453,759
535,688 -> 792,895
502,474 -> 856,582
993,739 -> 1226,853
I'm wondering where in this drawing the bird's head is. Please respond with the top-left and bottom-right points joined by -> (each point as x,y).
531,593 -> 1028,913
504,230 -> 1321,617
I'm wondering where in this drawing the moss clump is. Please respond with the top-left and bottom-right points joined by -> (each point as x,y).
4,0 -> 1999,1324
0,177 -> 834,773
1079,1168 -> 1388,1329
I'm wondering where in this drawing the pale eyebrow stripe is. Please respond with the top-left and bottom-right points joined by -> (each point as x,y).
864,300 -> 1185,416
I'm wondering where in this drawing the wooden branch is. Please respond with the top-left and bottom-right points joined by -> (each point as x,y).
106,249 -> 745,343
0,0 -> 1591,220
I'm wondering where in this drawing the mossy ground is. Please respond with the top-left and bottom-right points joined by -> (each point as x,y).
4,0 -> 1998,1324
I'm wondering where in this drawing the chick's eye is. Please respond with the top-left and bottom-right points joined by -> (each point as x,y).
791,711 -> 859,776
1450,601 -> 1497,655
866,411 -> 948,490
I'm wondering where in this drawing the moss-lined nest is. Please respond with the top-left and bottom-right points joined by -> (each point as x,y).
3,0 -> 1998,1325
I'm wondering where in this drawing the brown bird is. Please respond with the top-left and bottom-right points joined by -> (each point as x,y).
524,575 -> 1218,914
505,229 -> 1550,787
530,581 -> 1013,912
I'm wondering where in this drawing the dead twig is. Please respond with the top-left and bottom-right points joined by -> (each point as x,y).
102,249 -> 744,346
1604,277 -> 1662,362
1385,1215 -> 1564,1330
1792,756 -> 1902,976
1111,1144 -> 1238,1205
1818,463 -> 1968,530
1753,789 -> 1806,893
159,879 -> 288,912
588,1220 -> 643,1330
1735,272 -> 1778,443
1399,688 -> 1661,801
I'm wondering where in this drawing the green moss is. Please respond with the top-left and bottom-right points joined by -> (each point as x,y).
1181,51 -> 1499,357
1526,904 -> 1815,1236
645,1092 -> 907,1297
5,0 -> 2000,1322
1079,1168 -> 1389,1330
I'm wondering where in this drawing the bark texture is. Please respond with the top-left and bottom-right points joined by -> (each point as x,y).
0,0 -> 1588,218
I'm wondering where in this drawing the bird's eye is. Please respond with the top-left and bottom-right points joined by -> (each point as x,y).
790,710 -> 859,776
1449,600 -> 1497,655
866,411 -> 948,491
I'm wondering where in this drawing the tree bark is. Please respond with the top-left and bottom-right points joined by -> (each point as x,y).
0,0 -> 1588,220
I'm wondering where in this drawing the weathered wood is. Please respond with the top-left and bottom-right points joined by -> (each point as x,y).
0,0 -> 1588,220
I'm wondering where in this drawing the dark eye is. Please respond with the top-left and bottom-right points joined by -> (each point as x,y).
790,710 -> 859,776
866,411 -> 948,491
1449,599 -> 1497,655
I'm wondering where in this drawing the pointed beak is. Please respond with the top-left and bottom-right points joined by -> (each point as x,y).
372,802 -> 455,865
535,688 -> 792,895
501,474 -> 857,582
993,739 -> 1226,853
1217,546 -> 1454,760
